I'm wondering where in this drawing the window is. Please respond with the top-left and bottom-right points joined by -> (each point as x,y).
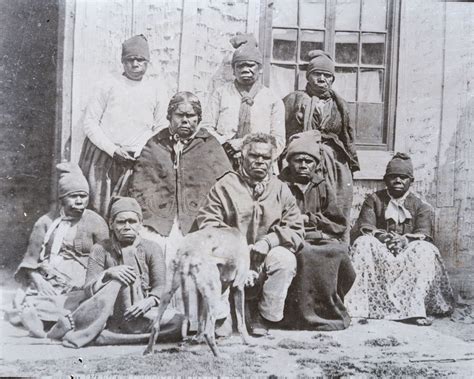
261,0 -> 400,150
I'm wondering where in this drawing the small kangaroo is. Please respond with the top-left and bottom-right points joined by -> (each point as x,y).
144,227 -> 252,356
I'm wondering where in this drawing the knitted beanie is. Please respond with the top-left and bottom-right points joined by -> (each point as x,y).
384,152 -> 414,179
286,130 -> 322,161
231,34 -> 263,65
108,196 -> 143,222
307,50 -> 335,76
122,34 -> 150,61
57,162 -> 89,199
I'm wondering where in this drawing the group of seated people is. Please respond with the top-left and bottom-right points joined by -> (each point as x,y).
6,33 -> 456,347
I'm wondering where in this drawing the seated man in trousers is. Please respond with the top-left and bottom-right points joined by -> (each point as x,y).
196,133 -> 304,336
48,197 -> 183,347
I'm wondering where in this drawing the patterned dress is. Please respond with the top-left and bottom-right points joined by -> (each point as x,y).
345,190 -> 455,319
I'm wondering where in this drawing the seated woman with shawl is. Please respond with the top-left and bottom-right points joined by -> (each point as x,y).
7,163 -> 108,337
278,131 -> 356,331
346,153 -> 455,325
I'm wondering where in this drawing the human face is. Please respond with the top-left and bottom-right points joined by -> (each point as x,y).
288,153 -> 317,183
307,70 -> 334,91
384,174 -> 413,199
233,61 -> 261,87
122,56 -> 148,81
169,102 -> 199,138
242,142 -> 274,181
61,191 -> 89,218
111,211 -> 141,245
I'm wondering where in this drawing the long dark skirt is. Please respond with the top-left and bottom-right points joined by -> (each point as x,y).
282,240 -> 356,331
78,138 -> 130,217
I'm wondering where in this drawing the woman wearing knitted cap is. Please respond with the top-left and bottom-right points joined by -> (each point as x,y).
79,34 -> 169,217
47,196 -> 183,347
283,50 -> 360,241
6,163 -> 108,338
200,34 -> 285,169
346,153 -> 455,325
278,131 -> 356,331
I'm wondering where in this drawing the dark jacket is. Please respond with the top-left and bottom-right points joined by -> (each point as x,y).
84,238 -> 166,301
196,171 -> 304,251
283,90 -> 359,172
128,127 -> 232,236
279,167 -> 346,241
15,209 -> 108,285
351,189 -> 434,243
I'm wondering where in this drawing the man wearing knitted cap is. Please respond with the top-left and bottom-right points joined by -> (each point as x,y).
200,34 -> 285,169
7,163 -> 108,338
283,50 -> 360,241
278,131 -> 356,331
79,34 -> 169,217
47,196 -> 183,347
346,153 -> 455,325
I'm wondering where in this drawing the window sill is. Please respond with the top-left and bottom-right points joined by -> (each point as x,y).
353,150 -> 393,180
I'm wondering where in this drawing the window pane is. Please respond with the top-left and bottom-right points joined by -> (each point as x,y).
270,64 -> 296,99
356,103 -> 384,143
333,67 -> 357,102
358,69 -> 384,102
300,0 -> 326,29
272,29 -> 297,61
300,30 -> 325,61
335,32 -> 359,64
361,0 -> 387,31
335,0 -> 361,30
361,33 -> 385,65
298,67 -> 308,90
273,0 -> 297,27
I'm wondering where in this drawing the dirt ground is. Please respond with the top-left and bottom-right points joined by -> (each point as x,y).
0,287 -> 473,377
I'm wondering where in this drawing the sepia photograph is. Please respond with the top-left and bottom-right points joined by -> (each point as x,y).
0,0 -> 472,376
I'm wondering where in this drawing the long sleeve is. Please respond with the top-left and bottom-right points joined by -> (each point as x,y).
412,199 -> 433,240
14,214 -> 52,285
200,88 -> 229,144
310,183 -> 347,238
264,185 -> 304,252
270,97 -> 286,156
83,85 -> 118,157
145,242 -> 167,300
195,184 -> 229,229
355,194 -> 378,235
84,244 -> 108,297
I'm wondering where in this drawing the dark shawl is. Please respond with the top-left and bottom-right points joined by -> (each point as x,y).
128,128 -> 232,236
283,89 -> 360,172
351,189 -> 434,243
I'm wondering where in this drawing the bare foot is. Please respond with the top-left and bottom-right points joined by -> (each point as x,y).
20,307 -> 46,338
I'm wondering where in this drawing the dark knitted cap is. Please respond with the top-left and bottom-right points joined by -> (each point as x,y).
286,130 -> 322,162
385,152 -> 414,179
108,196 -> 143,222
230,33 -> 263,65
307,50 -> 335,76
122,34 -> 150,61
57,162 -> 89,198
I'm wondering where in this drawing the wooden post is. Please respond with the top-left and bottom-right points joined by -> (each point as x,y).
177,0 -> 197,91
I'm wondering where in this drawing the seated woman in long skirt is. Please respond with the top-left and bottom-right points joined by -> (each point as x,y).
346,153 -> 455,325
278,131 -> 356,331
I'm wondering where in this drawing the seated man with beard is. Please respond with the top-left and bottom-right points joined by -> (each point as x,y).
196,133 -> 304,336
278,131 -> 356,331
7,163 -> 108,338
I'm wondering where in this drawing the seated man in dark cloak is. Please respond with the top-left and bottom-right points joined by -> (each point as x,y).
279,130 -> 356,330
